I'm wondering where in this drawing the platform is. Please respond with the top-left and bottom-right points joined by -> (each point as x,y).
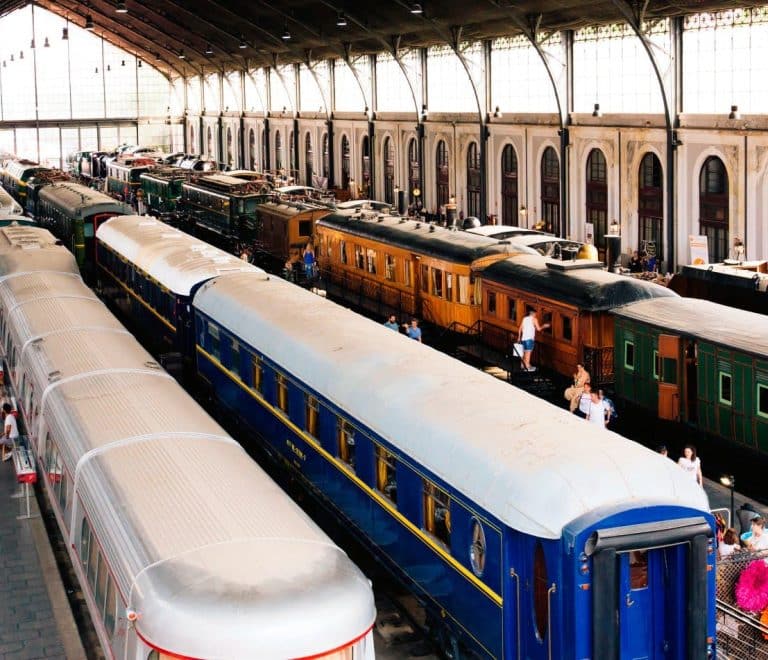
0,459 -> 86,660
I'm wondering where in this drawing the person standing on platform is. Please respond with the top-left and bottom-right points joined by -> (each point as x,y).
575,382 -> 593,419
2,402 -> 18,461
404,318 -> 422,342
586,391 -> 609,428
302,242 -> 317,279
517,309 -> 549,372
384,314 -> 399,332
677,444 -> 703,487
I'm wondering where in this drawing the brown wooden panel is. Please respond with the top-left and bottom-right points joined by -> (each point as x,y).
658,382 -> 680,421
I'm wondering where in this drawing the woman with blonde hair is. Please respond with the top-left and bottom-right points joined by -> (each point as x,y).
565,363 -> 591,412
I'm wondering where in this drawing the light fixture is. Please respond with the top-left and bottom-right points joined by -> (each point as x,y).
84,14 -> 94,30
282,24 -> 291,41
519,206 -> 527,217
205,43 -> 213,55
121,59 -> 125,66
107,64 -> 111,71
10,54 -> 14,62
493,106 -> 502,119
137,60 -> 142,68
420,103 -> 428,120
62,26 -> 68,40
720,474 -> 735,528
239,36 -> 247,49
43,37 -> 49,47
94,66 -> 98,73
592,103 -> 601,117
115,1 -> 128,13
19,50 -> 24,60
411,2 -> 423,14
336,12 -> 347,27
155,52 -> 161,60
30,38 -> 35,49
2,61 -> 5,68
178,49 -> 186,59
729,104 -> 740,120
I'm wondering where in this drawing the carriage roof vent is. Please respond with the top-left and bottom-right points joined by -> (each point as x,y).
377,214 -> 385,222
429,224 -> 436,232
144,361 -> 162,370
399,217 -> 407,223
47,369 -> 61,383
415,222 -> 421,229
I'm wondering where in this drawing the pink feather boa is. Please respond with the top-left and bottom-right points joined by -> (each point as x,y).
735,560 -> 768,613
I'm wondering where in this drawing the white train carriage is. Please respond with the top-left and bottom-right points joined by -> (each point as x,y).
0,228 -> 375,660
0,184 -> 23,215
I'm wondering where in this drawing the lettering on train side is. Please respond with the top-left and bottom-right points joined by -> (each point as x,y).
286,439 -> 307,462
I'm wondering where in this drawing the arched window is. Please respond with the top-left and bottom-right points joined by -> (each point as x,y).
540,147 -> 560,235
467,142 -> 481,218
436,140 -> 449,209
289,130 -> 295,175
408,138 -> 420,204
361,136 -> 371,197
305,132 -> 314,185
261,129 -> 268,171
501,145 -> 518,226
206,126 -> 213,159
586,149 -> 607,256
248,129 -> 256,169
383,137 -> 395,204
226,127 -> 233,166
341,135 -> 350,189
275,130 -> 283,171
638,153 -> 663,260
322,133 -> 329,179
699,156 -> 729,263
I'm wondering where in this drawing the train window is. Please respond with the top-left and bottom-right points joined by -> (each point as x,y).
58,472 -> 68,511
541,310 -> 553,335
325,237 -> 333,260
458,275 -> 470,305
420,264 -> 429,292
624,341 -> 635,371
366,249 -> 377,274
354,245 -> 365,269
445,272 -> 453,302
533,543 -> 549,640
340,240 -> 348,264
506,297 -> 517,322
305,394 -> 320,440
423,480 -> 450,548
486,291 -> 497,315
87,529 -> 99,590
226,339 -> 240,372
629,550 -> 648,589
299,220 -> 312,237
104,578 -> 117,637
276,373 -> 289,414
561,315 -> 573,342
432,268 -> 443,297
653,350 -> 660,380
252,356 -> 263,395
404,259 -> 412,287
758,384 -> 768,418
719,372 -> 732,406
209,325 -> 221,361
469,518 -> 486,577
337,419 -> 356,470
375,445 -> 397,504
80,518 -> 91,564
385,254 -> 396,282
95,554 -> 109,612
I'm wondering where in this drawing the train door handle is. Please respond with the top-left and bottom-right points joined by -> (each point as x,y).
625,593 -> 635,607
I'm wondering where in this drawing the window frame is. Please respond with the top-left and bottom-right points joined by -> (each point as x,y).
757,383 -> 768,419
719,371 -> 732,406
624,340 -> 635,371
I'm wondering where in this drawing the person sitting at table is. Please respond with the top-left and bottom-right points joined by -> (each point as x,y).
629,250 -> 644,273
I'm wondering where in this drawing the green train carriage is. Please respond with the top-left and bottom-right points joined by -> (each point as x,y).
0,159 -> 49,204
613,297 -> 768,455
140,167 -> 190,215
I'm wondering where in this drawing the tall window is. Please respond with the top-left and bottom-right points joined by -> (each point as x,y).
262,129 -> 268,170
189,125 -> 196,153
501,145 -> 519,226
341,135 -> 350,189
436,140 -> 449,208
322,133 -> 329,179
699,156 -> 729,263
383,137 -> 395,204
467,142 -> 481,218
249,129 -> 256,169
305,132 -> 313,185
207,126 -> 214,158
408,138 -> 420,204
289,130 -> 295,174
226,128 -> 233,166
361,135 -> 371,197
638,153 -> 663,259
540,147 -> 560,235
275,130 -> 283,171
586,149 -> 607,254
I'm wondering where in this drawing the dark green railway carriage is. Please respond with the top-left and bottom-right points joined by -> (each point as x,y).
140,167 -> 189,214
614,297 -> 768,455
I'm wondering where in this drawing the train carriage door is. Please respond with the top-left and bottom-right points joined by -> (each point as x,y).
658,334 -> 680,421
618,550 -> 655,657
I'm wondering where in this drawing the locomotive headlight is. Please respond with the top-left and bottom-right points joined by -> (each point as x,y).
126,609 -> 139,623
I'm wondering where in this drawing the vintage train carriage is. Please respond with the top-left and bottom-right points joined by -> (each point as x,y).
24,169 -> 71,215
477,256 -> 678,384
180,173 -> 271,247
254,198 -> 332,269
316,210 -> 535,326
139,166 -> 190,215
35,182 -> 131,269
669,261 -> 768,315
614,296 -> 768,454
0,231 -> 376,660
0,214 -> 35,228
194,271 -> 716,660
106,157 -> 156,200
96,215 -> 260,359
0,159 -> 49,203
0,184 -> 23,215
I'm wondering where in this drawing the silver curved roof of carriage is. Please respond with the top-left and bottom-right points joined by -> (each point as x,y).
38,182 -> 131,218
0,252 -> 375,658
614,296 -> 768,357
318,210 -> 540,263
481,253 -> 678,312
194,272 -> 709,539
0,186 -> 23,215
0,225 -> 79,276
96,215 -> 265,295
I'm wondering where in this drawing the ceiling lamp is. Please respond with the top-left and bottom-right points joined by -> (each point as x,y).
155,52 -> 161,60
107,64 -> 111,71
178,49 -> 186,59
19,50 -> 24,60
137,60 -> 142,67
115,1 -> 128,13
411,2 -> 423,14
121,59 -> 125,66
282,23 -> 291,41
62,25 -> 68,40
10,54 -> 14,62
44,37 -> 50,47
239,36 -> 247,49
84,14 -> 94,30
336,13 -> 347,27
2,61 -> 5,68
30,38 -> 35,49
205,43 -> 213,55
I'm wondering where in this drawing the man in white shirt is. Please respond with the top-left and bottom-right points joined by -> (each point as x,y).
2,403 -> 18,461
586,391 -> 609,428
575,382 -> 593,419
517,309 -> 549,372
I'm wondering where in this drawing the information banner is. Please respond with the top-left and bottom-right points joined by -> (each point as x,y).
689,235 -> 709,265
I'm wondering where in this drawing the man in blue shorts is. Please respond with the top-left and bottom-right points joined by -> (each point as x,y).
517,309 -> 549,371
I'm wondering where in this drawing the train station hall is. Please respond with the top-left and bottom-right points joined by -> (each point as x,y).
1,1 -> 768,659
